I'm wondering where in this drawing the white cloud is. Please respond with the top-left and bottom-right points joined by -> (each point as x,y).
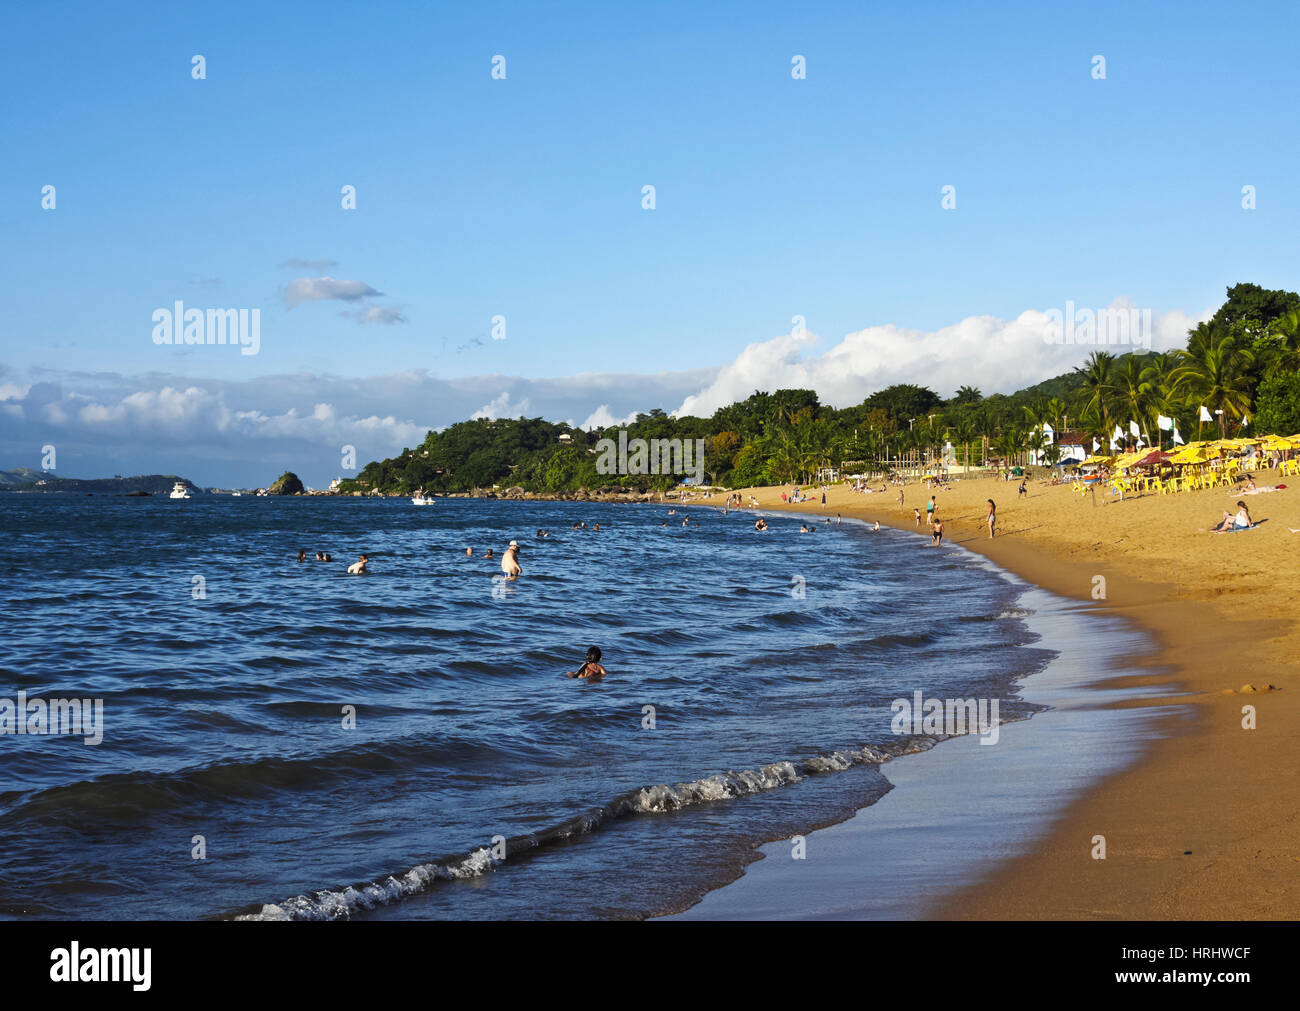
674,299 -> 1212,417
341,305 -> 408,325
579,404 -> 639,430
471,392 -> 532,420
283,276 -> 382,307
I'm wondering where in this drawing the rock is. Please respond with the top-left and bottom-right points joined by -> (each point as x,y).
267,471 -> 305,495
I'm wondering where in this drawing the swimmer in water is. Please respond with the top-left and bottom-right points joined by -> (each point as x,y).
485,548 -> 494,559
567,646 -> 607,680
755,518 -> 768,531
501,540 -> 522,578
466,547 -> 473,556
314,551 -> 323,561
873,521 -> 880,531
322,552 -> 332,562
593,523 -> 600,532
297,550 -> 306,562
346,554 -> 369,574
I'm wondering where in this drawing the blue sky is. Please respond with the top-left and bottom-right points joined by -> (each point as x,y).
1,0 -> 1297,485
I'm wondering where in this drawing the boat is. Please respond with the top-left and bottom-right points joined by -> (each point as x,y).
169,482 -> 191,499
411,488 -> 434,505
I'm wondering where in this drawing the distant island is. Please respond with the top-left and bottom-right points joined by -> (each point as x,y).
0,472 -> 203,496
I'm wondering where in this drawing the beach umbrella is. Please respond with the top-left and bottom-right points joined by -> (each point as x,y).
1171,443 -> 1215,464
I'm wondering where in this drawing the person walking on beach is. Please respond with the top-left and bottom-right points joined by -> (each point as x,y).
931,516 -> 944,547
913,507 -> 922,527
926,495 -> 936,524
898,489 -> 905,513
501,540 -> 522,578
986,499 -> 997,538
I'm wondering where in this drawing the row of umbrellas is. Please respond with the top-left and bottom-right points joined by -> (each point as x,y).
1082,433 -> 1300,469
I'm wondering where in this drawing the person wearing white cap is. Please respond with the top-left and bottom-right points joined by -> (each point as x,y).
501,540 -> 522,578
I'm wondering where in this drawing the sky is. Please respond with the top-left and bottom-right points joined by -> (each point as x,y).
1,0 -> 1297,487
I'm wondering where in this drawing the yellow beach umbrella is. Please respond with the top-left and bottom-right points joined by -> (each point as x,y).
1171,443 -> 1216,465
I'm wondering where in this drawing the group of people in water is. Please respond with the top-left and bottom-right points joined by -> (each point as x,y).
296,548 -> 369,572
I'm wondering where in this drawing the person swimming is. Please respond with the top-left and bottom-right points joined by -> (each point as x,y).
466,547 -> 474,556
501,540 -> 522,578
346,553 -> 369,574
485,548 -> 494,559
755,518 -> 768,531
314,551 -> 323,561
567,645 -> 607,680
321,552 -> 332,562
297,550 -> 306,563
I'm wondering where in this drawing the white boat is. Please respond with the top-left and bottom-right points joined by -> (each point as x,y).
169,482 -> 191,499
411,489 -> 434,505
232,492 -> 242,497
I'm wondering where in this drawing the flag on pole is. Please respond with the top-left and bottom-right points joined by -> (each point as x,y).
1243,414 -> 1250,428
1092,438 -> 1100,451
1112,425 -> 1124,442
1157,414 -> 1172,431
1173,426 -> 1184,445
1129,420 -> 1140,437
1199,405 -> 1212,422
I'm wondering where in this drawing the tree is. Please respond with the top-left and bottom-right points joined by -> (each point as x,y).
1254,370 -> 1300,435
1074,351 -> 1119,440
1171,327 -> 1255,438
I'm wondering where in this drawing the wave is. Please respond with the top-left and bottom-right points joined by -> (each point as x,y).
232,735 -> 941,921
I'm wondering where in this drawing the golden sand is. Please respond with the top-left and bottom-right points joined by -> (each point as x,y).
699,470 -> 1300,919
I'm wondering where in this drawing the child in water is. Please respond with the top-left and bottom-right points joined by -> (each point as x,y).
568,646 -> 607,680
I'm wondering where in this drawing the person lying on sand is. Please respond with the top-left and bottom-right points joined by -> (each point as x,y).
347,554 -> 369,574
567,646 -> 606,680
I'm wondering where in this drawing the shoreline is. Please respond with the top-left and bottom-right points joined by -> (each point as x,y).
687,475 -> 1299,919
665,572 -> 1179,919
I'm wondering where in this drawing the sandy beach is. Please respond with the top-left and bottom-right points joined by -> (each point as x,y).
698,471 -> 1300,919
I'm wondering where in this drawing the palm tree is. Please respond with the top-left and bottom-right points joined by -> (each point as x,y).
1115,356 -> 1150,447
1073,351 -> 1119,441
1139,353 -> 1178,446
1170,327 -> 1255,438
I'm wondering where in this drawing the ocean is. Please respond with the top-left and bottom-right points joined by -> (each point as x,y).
0,495 -> 1054,920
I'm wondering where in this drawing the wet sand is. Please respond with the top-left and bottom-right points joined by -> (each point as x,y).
692,471 -> 1299,918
